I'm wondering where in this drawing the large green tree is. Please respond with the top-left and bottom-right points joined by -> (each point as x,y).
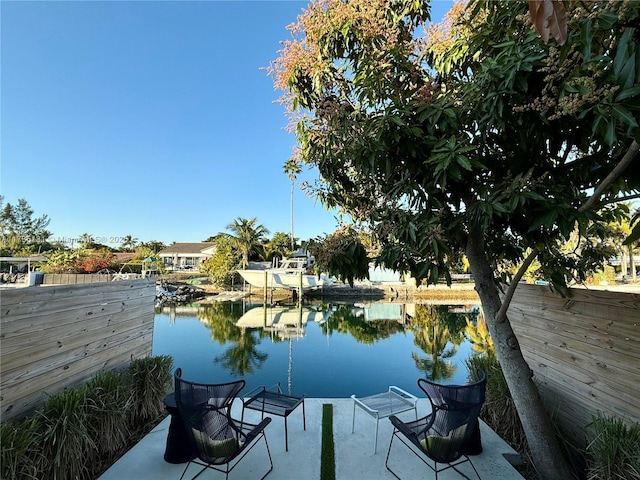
0,197 -> 51,255
271,0 -> 640,477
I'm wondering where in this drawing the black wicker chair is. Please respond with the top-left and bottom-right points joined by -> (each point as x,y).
386,369 -> 487,480
173,368 -> 273,480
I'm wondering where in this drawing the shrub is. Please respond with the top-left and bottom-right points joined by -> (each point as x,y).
586,414 -> 640,480
200,236 -> 242,288
128,355 -> 174,425
85,370 -> 132,459
0,355 -> 174,480
0,417 -> 41,480
36,387 -> 94,479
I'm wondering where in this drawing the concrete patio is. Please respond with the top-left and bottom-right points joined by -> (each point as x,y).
99,398 -> 525,480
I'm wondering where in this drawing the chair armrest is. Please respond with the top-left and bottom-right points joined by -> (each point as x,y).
242,417 -> 272,446
389,415 -> 420,447
390,413 -> 437,445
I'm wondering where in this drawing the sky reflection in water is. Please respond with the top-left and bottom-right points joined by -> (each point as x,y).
152,300 -> 488,399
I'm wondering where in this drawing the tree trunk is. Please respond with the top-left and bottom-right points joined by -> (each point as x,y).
465,230 -> 573,480
630,244 -> 637,282
621,249 -> 628,279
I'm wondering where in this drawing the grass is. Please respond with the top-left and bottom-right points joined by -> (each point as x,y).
320,403 -> 336,480
586,414 -> 640,480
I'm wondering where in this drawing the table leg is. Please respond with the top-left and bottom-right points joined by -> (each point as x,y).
352,400 -> 356,433
284,416 -> 289,452
302,399 -> 306,430
374,414 -> 379,454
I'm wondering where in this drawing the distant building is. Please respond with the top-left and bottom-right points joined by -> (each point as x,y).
113,252 -> 135,264
157,242 -> 216,271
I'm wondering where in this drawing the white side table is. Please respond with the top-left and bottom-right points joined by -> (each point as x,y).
351,386 -> 418,453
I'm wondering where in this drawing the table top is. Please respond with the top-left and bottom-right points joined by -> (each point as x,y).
352,387 -> 417,419
243,389 -> 304,417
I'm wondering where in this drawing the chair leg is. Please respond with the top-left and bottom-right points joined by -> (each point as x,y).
385,430 -> 402,480
260,432 -> 274,480
179,461 -> 207,480
450,456 -> 482,480
386,429 -> 481,480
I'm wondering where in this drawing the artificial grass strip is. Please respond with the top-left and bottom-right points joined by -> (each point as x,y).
320,403 -> 336,480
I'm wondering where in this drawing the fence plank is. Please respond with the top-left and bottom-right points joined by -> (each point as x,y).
1,307 -> 154,371
508,284 -> 640,447
1,341 -> 153,421
0,279 -> 155,422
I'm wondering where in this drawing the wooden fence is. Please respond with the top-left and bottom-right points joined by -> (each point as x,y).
41,273 -> 144,284
508,284 -> 640,445
0,278 -> 156,422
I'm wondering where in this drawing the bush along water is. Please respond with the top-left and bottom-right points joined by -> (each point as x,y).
0,355 -> 173,480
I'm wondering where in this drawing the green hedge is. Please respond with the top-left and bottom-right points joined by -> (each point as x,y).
0,355 -> 173,480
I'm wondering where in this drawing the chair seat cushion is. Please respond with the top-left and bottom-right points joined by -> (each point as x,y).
419,423 -> 468,459
420,432 -> 452,454
192,429 -> 239,458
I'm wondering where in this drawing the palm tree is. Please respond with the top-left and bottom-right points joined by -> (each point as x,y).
225,217 -> 270,269
78,233 -> 94,249
284,156 -> 301,251
120,235 -> 139,252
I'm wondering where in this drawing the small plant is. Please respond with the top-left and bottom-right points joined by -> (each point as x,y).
586,414 -> 640,480
128,355 -> 173,425
0,417 -> 41,480
36,387 -> 95,479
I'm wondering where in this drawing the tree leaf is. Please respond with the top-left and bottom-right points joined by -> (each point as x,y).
612,105 -> 639,128
529,0 -> 567,45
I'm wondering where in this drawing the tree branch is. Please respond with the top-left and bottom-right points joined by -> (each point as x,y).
501,139 -> 639,320
497,247 -> 539,323
579,140 -> 639,213
597,193 -> 640,207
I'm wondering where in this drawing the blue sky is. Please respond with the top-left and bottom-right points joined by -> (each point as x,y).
2,1 -> 452,249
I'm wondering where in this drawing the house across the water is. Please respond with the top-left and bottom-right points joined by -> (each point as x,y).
157,242 -> 215,271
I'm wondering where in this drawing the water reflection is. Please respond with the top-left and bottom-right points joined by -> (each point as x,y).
319,304 -> 407,344
154,300 -> 485,397
409,305 -> 478,381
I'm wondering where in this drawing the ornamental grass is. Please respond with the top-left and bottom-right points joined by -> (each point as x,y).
0,355 -> 173,480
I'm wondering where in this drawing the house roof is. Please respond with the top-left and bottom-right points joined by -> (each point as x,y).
158,242 -> 216,255
113,252 -> 135,262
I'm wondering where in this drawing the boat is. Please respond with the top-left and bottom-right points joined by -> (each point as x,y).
236,304 -> 327,339
237,255 -> 330,291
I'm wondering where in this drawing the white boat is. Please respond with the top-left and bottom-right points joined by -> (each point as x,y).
237,256 -> 329,291
236,305 -> 327,339
236,305 -> 325,328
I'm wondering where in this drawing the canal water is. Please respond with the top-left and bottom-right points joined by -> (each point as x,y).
152,299 -> 490,399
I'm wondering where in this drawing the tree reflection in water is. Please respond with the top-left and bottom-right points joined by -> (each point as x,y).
198,302 -> 269,376
319,304 -> 406,343
163,301 -> 485,388
408,304 -> 479,382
